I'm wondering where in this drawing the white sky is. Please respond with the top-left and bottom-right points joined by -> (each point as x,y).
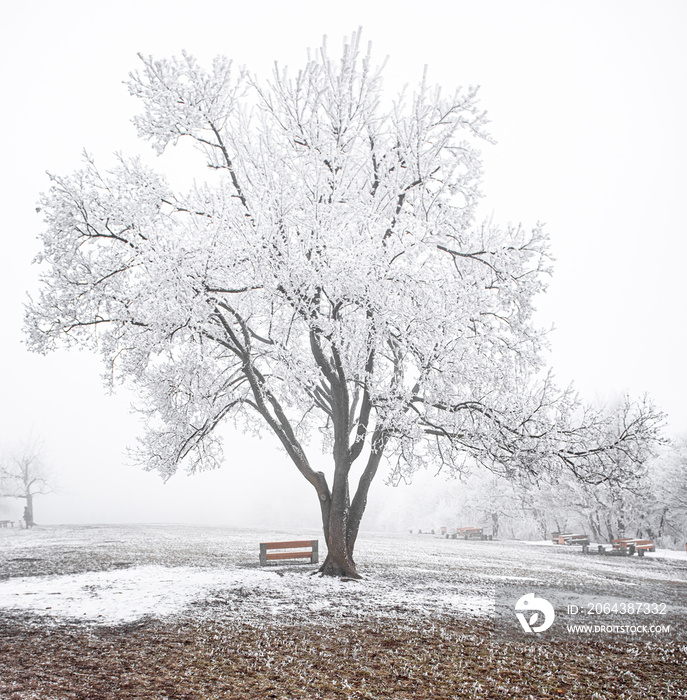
1,0 -> 686,527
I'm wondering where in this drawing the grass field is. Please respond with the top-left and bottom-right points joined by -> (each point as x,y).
1,525 -> 685,699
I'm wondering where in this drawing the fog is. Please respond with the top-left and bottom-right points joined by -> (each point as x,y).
1,1 -> 686,528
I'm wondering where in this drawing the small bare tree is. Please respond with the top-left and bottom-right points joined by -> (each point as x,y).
0,443 -> 53,527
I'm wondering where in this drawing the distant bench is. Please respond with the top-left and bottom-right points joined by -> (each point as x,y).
0,520 -> 14,528
551,532 -> 589,546
457,527 -> 485,540
259,540 -> 319,567
444,527 -> 492,540
577,537 -> 656,556
612,538 -> 655,554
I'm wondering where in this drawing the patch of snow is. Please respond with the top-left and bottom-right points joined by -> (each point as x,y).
521,540 -> 555,546
644,548 -> 687,560
0,566 -> 278,624
0,563 -> 492,625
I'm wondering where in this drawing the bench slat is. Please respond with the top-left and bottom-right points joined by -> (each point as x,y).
266,551 -> 314,560
261,540 -> 315,549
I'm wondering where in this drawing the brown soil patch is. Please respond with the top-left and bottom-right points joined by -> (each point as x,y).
1,613 -> 684,699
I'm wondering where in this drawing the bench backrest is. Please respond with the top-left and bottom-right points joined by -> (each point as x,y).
259,540 -> 319,566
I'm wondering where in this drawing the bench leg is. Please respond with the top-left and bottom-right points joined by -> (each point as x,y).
259,543 -> 267,567
311,540 -> 319,564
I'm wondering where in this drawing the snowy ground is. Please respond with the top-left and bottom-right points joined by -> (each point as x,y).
2,525 -> 686,699
1,524 -> 685,631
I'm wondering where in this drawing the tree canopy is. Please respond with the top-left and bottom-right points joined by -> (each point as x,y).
25,31 -> 663,576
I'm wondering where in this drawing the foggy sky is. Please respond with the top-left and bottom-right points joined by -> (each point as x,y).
1,0 -> 685,527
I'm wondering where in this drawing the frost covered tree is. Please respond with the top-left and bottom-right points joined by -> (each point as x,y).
650,439 -> 687,542
25,32 -> 663,577
0,443 -> 53,527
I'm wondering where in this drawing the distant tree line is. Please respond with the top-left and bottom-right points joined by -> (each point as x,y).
436,437 -> 687,546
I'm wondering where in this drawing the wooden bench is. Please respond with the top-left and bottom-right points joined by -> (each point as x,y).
0,520 -> 14,528
447,527 -> 491,540
259,540 -> 319,566
556,533 -> 589,546
460,527 -> 483,540
612,538 -> 655,554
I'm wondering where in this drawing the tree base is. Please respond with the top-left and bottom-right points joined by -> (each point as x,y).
318,554 -> 362,579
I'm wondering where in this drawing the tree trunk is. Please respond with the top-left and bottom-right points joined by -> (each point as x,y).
491,511 -> 499,538
24,492 -> 34,528
317,429 -> 388,579
319,511 -> 360,578
318,468 -> 360,579
588,512 -> 601,541
616,515 -> 625,539
532,508 -> 547,540
657,506 -> 668,538
553,516 -> 567,533
604,515 -> 614,542
314,430 -> 359,578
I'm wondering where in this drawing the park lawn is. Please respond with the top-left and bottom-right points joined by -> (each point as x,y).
1,525 -> 685,698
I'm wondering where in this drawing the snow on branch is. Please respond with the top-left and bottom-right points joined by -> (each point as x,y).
27,31 -> 663,495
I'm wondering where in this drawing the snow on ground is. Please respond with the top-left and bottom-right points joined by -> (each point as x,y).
645,548 -> 687,560
0,566 -> 229,624
1,525 -> 685,627
0,564 -> 492,625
